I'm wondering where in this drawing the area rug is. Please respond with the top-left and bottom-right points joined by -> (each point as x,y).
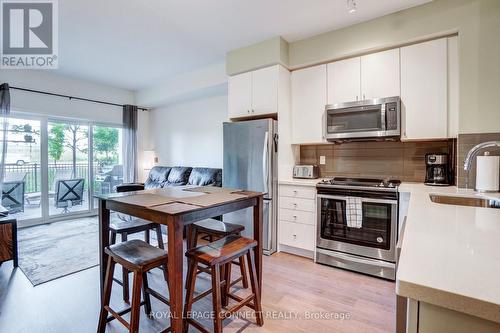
18,216 -> 162,286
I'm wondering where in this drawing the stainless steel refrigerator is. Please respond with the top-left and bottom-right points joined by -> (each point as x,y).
222,119 -> 278,255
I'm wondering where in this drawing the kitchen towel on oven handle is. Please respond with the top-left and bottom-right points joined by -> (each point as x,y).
346,197 -> 362,228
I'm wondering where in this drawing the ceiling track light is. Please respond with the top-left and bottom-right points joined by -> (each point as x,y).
347,0 -> 357,13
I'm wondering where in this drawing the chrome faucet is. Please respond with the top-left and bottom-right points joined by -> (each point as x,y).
463,141 -> 500,189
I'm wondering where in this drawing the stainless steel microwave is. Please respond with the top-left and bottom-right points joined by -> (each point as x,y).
324,96 -> 401,142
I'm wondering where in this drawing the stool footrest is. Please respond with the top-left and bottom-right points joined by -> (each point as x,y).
223,294 -> 255,317
112,277 -> 124,286
227,293 -> 255,310
105,305 -> 131,330
186,318 -> 211,333
229,276 -> 243,288
105,301 -> 146,323
192,285 -> 217,303
145,287 -> 170,306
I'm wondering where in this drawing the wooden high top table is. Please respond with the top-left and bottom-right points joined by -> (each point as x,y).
96,187 -> 264,333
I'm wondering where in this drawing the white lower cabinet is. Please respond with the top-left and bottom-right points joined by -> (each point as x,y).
279,209 -> 315,225
280,221 -> 315,252
278,184 -> 316,255
406,300 -> 500,333
279,196 -> 315,211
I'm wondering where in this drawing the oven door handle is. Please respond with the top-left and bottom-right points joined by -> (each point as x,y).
317,194 -> 397,205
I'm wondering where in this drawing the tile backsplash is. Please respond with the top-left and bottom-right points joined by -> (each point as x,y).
457,132 -> 500,189
299,140 -> 456,183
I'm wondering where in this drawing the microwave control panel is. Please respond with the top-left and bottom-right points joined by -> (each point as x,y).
385,102 -> 398,130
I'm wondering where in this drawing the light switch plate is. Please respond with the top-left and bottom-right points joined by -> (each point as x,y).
319,156 -> 326,165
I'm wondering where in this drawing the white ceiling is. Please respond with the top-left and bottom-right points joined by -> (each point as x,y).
58,0 -> 431,91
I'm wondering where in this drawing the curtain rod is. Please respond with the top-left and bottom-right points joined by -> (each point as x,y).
9,86 -> 148,111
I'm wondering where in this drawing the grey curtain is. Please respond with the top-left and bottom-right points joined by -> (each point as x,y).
123,104 -> 138,183
0,84 -> 10,215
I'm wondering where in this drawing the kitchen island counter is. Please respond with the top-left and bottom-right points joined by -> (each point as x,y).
397,183 -> 500,323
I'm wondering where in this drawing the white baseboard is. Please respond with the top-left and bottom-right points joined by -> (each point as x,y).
278,244 -> 315,259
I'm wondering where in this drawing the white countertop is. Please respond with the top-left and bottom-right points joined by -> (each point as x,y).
396,183 -> 500,323
278,178 -> 323,187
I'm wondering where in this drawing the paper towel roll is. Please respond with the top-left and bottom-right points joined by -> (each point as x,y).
476,154 -> 500,192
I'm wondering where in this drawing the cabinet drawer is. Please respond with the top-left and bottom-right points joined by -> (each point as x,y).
279,196 -> 315,212
279,185 -> 316,199
280,221 -> 315,251
279,208 -> 315,225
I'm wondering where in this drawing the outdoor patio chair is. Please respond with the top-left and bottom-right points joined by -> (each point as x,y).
2,180 -> 25,214
96,164 -> 123,194
25,169 -> 73,206
54,178 -> 85,213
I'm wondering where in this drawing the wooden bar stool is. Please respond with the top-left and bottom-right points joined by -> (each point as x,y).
187,219 -> 249,290
97,239 -> 171,333
183,235 -> 263,333
110,218 -> 167,303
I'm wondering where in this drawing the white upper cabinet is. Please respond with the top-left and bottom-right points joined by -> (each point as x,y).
291,64 -> 327,144
361,48 -> 400,99
228,72 -> 252,118
228,65 -> 281,119
327,57 -> 361,105
252,66 -> 278,115
401,38 -> 448,140
447,36 -> 459,138
327,49 -> 400,105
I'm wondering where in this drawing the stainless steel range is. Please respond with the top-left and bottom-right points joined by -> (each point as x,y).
315,177 -> 400,280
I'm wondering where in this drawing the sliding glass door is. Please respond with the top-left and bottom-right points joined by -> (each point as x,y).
3,113 -> 123,227
48,121 -> 90,217
1,116 -> 42,221
92,125 -> 123,207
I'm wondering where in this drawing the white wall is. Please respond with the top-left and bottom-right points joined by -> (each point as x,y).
150,91 -> 227,168
136,62 -> 227,108
0,70 -> 134,124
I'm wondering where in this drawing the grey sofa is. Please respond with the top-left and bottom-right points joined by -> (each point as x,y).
115,166 -> 223,234
116,166 -> 222,192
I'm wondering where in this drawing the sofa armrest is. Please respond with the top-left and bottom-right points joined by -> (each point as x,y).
116,183 -> 145,193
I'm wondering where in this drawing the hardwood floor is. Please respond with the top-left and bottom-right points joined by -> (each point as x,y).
0,251 -> 395,333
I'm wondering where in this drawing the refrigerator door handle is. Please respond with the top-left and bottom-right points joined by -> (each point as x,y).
262,131 -> 269,195
273,133 -> 278,153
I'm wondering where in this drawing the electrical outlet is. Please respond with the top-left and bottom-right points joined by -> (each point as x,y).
319,156 -> 326,165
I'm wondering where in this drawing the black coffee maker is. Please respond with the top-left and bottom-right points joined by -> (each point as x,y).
425,153 -> 451,186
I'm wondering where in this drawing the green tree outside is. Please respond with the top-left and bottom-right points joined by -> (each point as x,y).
48,123 -> 65,165
93,126 -> 119,166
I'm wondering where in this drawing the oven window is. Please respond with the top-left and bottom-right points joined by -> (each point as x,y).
320,198 -> 392,250
327,106 -> 382,134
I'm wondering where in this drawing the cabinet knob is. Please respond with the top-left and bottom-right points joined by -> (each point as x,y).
293,190 -> 298,194
363,94 -> 366,100
247,110 -> 250,114
293,203 -> 297,208
293,215 -> 297,219
293,234 -> 297,239
251,109 -> 255,113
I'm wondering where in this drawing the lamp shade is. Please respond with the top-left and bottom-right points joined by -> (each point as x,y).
143,150 -> 155,170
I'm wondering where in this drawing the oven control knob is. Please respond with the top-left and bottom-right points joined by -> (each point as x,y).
376,237 -> 384,243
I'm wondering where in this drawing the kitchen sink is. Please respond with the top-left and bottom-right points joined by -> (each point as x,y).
429,194 -> 500,209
